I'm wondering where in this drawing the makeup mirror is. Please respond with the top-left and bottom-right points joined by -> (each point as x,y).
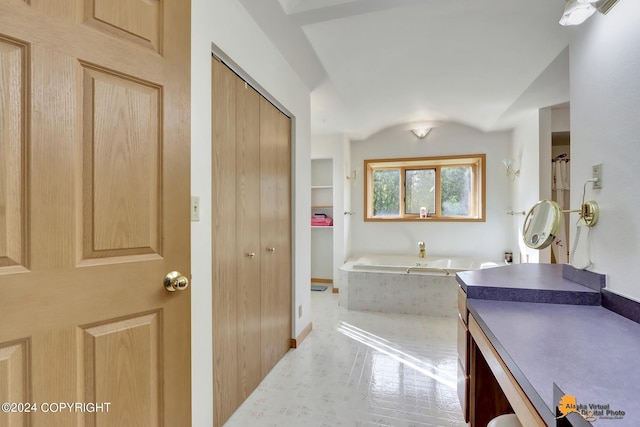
522,200 -> 561,250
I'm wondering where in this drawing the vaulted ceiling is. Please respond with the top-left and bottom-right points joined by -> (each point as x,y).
238,0 -> 572,138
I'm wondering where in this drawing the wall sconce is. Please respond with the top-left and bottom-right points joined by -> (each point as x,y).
411,128 -> 431,139
346,170 -> 358,184
503,159 -> 520,181
559,0 -> 619,26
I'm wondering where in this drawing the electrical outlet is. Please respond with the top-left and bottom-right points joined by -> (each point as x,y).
191,196 -> 200,221
592,163 -> 603,189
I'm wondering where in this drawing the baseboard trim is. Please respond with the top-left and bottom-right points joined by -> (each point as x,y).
311,278 -> 333,284
290,322 -> 312,348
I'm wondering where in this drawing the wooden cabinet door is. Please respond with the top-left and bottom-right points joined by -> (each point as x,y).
0,1 -> 191,426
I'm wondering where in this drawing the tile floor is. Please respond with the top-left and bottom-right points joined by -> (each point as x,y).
225,289 -> 467,426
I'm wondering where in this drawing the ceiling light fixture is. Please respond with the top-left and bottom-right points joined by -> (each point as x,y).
559,0 -> 620,26
411,128 -> 431,139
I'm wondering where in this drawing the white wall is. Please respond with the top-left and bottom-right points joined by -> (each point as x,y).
570,0 -> 640,301
511,112 -> 542,263
510,107 -> 567,264
552,106 -> 570,133
349,123 -> 511,261
343,139 -> 353,260
539,108 -> 553,204
191,0 -> 311,425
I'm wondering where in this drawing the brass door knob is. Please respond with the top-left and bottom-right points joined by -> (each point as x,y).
164,271 -> 189,292
267,247 -> 276,252
246,252 -> 256,258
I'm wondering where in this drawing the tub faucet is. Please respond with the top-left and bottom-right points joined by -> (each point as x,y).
418,241 -> 426,258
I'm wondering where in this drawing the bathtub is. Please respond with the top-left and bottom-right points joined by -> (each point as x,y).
339,255 -> 501,317
351,255 -> 500,275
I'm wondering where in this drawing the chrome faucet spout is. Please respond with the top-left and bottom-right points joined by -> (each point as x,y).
418,241 -> 426,258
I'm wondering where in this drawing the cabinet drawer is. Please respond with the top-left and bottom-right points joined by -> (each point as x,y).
457,285 -> 468,324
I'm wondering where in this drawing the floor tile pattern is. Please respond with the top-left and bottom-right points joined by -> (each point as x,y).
225,290 -> 467,426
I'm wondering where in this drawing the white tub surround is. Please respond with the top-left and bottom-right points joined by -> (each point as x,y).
340,255 -> 501,317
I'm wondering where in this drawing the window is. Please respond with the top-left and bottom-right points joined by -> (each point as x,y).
365,154 -> 485,222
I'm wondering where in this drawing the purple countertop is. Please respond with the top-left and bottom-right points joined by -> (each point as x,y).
469,299 -> 640,427
457,263 -> 601,305
459,264 -> 637,426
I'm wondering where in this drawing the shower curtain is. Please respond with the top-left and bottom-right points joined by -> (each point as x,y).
552,158 -> 570,263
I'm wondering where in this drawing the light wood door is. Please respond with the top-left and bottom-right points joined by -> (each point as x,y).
259,98 -> 292,377
0,1 -> 191,426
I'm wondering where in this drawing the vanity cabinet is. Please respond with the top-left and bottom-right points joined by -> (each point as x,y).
458,283 -> 545,427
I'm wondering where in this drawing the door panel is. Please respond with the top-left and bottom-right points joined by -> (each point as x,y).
259,98 -> 279,377
275,107 -> 292,356
0,340 -> 28,427
84,0 -> 162,52
0,36 -> 25,269
235,79 -> 262,400
82,64 -> 161,258
83,312 -> 161,426
212,57 -> 239,427
0,1 -> 190,426
259,99 -> 291,377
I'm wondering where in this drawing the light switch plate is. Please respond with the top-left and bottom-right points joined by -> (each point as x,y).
191,196 -> 200,221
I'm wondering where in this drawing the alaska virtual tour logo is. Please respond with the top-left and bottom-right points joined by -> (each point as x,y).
557,395 -> 626,422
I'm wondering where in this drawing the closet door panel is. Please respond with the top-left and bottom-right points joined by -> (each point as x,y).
259,98 -> 280,377
235,80 -> 262,399
211,58 -> 239,427
259,98 -> 291,377
275,106 -> 292,358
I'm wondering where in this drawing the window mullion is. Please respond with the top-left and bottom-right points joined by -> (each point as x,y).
400,166 -> 407,217
435,166 -> 442,217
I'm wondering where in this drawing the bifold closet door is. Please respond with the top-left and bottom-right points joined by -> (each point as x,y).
212,57 -> 291,427
259,98 -> 292,377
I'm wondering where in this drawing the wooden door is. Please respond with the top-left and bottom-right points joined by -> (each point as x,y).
259,98 -> 292,376
0,1 -> 191,426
